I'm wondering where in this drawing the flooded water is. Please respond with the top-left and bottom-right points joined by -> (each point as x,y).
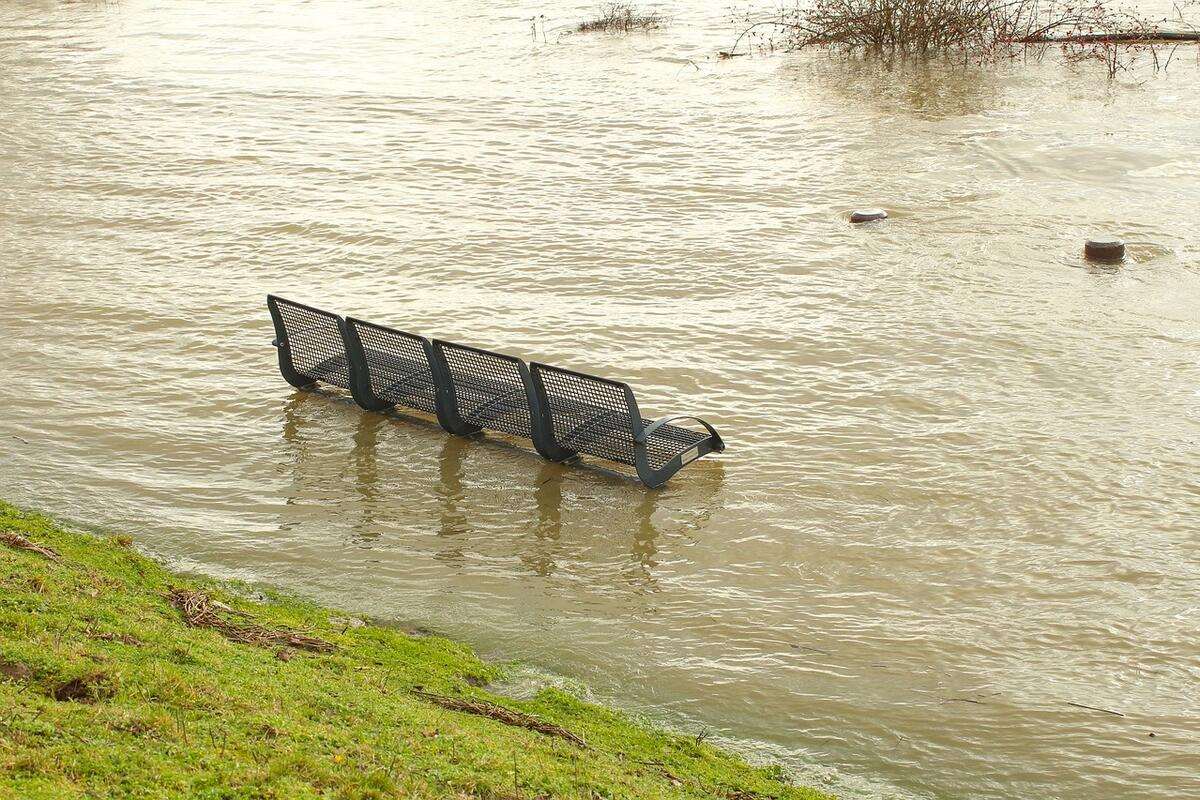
2,0 -> 1199,797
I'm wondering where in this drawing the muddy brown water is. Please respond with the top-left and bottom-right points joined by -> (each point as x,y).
2,1 -> 1199,798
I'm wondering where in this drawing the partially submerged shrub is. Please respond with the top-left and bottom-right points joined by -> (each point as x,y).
728,0 -> 1200,75
577,3 -> 664,34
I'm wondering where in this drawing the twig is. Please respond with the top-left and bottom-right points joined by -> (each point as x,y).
0,530 -> 60,561
168,588 -> 335,653
792,644 -> 833,656
413,690 -> 587,748
1065,701 -> 1125,717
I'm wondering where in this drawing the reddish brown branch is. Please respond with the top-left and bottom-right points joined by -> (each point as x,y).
1018,30 -> 1200,43
168,588 -> 335,653
0,530 -> 60,560
413,690 -> 588,748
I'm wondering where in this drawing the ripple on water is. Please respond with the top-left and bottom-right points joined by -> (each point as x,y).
1,2 -> 1199,799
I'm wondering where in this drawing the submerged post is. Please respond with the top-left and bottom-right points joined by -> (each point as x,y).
1084,238 -> 1126,263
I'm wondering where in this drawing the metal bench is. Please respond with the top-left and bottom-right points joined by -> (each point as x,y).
266,295 -> 724,487
529,363 -> 724,488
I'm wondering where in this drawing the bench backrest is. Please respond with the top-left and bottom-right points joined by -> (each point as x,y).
529,363 -> 643,466
344,317 -> 440,416
432,340 -> 536,439
267,295 -> 351,389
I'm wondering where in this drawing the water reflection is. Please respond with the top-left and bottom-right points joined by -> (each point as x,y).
627,486 -> 662,590
277,389 -> 348,536
533,459 -> 567,540
278,389 -> 724,583
279,389 -> 318,458
434,432 -> 471,567
789,52 -> 1007,118
272,389 -> 732,585
529,459 -> 567,576
350,410 -> 387,545
5,0 -> 1200,796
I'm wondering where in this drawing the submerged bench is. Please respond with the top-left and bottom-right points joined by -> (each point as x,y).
267,295 -> 724,488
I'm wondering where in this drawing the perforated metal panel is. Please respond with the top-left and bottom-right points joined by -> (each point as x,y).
643,421 -> 708,471
436,341 -> 533,438
348,319 -> 439,414
534,364 -> 709,470
273,298 -> 351,389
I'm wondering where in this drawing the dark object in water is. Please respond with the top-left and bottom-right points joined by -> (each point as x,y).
1020,30 -> 1200,44
576,4 -> 663,34
1084,238 -> 1126,262
850,209 -> 888,223
266,295 -> 725,488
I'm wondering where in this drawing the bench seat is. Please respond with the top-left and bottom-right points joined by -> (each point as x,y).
539,396 -> 710,470
433,340 -> 535,440
358,347 -> 439,413
343,318 -> 440,416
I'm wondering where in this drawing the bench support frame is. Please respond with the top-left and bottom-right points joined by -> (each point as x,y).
342,317 -> 477,436
338,320 -> 397,414
634,416 -> 726,489
428,349 -> 484,438
525,365 -> 583,463
267,295 -> 322,390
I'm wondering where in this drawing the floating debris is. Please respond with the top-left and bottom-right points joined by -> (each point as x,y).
1065,701 -> 1125,717
168,588 -> 335,654
1085,238 -> 1126,262
851,208 -> 888,223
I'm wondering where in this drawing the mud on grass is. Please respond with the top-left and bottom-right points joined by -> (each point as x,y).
0,500 -> 832,800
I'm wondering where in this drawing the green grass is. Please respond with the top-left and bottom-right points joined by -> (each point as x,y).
0,500 -> 831,800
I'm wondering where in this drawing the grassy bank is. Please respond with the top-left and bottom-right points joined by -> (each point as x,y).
0,501 -> 830,800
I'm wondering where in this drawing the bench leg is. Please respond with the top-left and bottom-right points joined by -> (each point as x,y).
527,367 -> 579,463
267,301 -> 318,390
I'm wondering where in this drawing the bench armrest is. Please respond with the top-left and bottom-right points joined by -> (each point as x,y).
636,415 -> 724,450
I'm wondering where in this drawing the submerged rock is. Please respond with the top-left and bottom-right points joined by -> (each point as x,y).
850,208 -> 888,223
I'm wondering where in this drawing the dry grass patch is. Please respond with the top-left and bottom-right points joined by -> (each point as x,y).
168,587 -> 335,654
0,529 -> 60,560
414,689 -> 588,748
